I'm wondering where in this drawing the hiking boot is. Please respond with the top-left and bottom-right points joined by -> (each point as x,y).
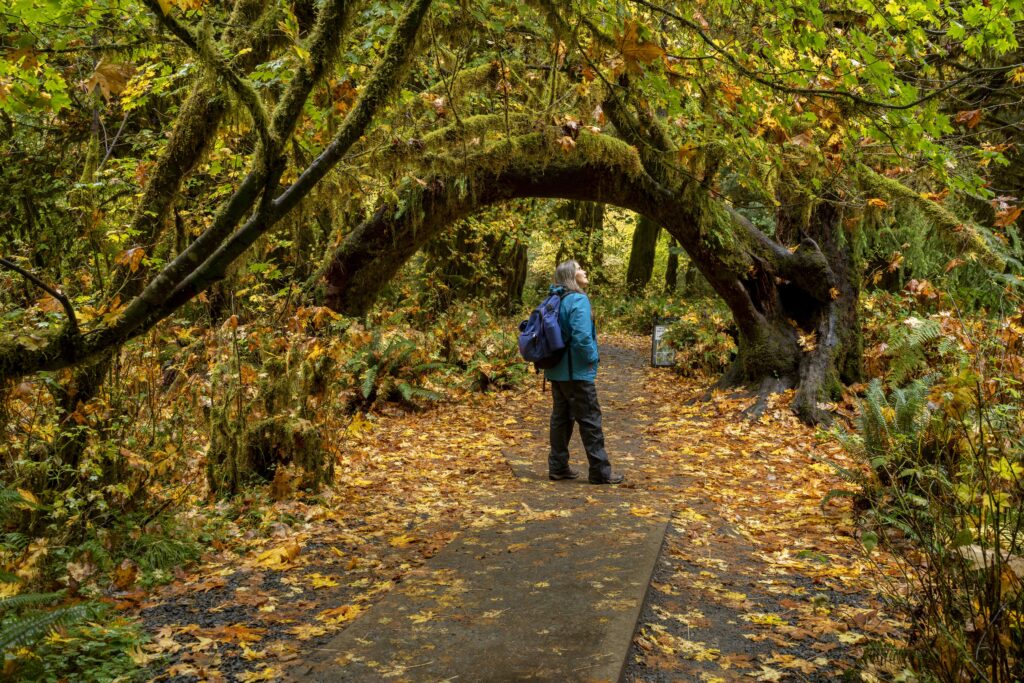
589,473 -> 624,485
549,467 -> 581,481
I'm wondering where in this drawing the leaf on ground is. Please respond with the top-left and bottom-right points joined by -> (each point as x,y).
318,604 -> 363,624
254,541 -> 300,569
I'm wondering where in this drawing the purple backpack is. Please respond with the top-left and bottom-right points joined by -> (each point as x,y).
517,293 -> 568,369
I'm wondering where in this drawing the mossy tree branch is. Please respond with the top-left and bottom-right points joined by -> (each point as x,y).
0,0 -> 434,384
858,164 -> 1005,270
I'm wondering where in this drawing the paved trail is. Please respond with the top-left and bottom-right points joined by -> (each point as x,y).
144,337 -> 898,682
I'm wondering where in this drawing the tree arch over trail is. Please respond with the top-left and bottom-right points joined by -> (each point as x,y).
323,129 -> 852,423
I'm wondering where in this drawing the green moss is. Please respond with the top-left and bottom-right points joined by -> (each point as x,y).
859,164 -> 1004,270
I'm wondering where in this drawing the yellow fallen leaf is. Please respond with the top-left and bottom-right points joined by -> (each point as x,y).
318,604 -> 363,624
630,505 -> 657,518
307,573 -> 340,589
837,631 -> 865,644
288,624 -> 328,640
743,612 -> 787,626
254,542 -> 300,569
237,667 -> 281,682
408,610 -> 434,624
389,533 -> 416,548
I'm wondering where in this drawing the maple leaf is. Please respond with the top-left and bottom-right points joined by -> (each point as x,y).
408,610 -> 434,624
254,541 -> 301,569
318,603 -> 363,624
614,20 -> 665,75
954,108 -> 983,128
994,205 -> 1023,228
81,60 -> 133,100
112,558 -> 138,590
306,572 -> 340,588
115,247 -> 146,273
237,667 -> 281,682
389,533 -> 416,547
288,624 -> 328,640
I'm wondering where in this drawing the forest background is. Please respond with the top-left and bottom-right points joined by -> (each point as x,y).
1,0 -> 1023,680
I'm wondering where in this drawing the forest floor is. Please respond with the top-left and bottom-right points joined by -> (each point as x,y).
134,335 -> 905,682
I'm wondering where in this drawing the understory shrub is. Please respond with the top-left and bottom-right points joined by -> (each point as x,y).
836,310 -> 1024,681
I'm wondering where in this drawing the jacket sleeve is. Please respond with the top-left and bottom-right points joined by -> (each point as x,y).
567,295 -> 599,365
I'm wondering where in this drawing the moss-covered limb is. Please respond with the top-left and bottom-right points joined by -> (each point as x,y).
113,0 -> 279,300
142,0 -> 273,152
601,90 -> 681,189
858,164 -> 1005,270
274,0 -> 434,216
268,0 -> 353,151
322,129 -> 776,316
120,0 -> 352,322
144,0 -> 435,322
370,113 -> 533,172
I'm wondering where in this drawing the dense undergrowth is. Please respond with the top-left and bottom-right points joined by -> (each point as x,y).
832,287 -> 1024,681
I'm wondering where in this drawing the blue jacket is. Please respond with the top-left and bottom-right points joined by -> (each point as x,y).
544,285 -> 599,382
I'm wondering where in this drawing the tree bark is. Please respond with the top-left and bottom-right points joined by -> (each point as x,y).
665,238 -> 679,294
625,215 -> 660,296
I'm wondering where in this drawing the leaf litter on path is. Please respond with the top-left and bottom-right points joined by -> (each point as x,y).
134,335 -> 902,681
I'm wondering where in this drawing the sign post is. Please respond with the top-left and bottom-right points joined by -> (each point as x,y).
650,316 -> 677,367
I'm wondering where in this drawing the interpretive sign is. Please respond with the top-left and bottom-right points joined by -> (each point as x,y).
651,316 -> 677,367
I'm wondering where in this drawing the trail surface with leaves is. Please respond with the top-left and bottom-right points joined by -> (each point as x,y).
135,337 -> 901,682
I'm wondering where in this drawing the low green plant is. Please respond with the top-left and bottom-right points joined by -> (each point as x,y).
660,302 -> 737,377
7,611 -> 150,682
342,330 -> 444,411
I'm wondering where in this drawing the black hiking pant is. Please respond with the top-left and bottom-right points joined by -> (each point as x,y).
548,380 -> 612,481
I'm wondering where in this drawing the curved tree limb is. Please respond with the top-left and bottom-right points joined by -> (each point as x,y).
858,164 -> 1005,270
0,258 -> 79,338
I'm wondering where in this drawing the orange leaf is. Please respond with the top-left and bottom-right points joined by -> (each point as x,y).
954,109 -> 983,129
615,20 -> 664,75
81,60 -> 133,101
994,206 -> 1023,228
866,198 -> 888,208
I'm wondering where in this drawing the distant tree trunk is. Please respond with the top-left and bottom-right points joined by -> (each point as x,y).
664,237 -> 679,293
498,237 -> 528,312
626,215 -> 659,296
577,201 -> 604,279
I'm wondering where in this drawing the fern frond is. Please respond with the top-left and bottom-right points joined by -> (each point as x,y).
0,591 -> 63,613
0,602 -> 96,652
361,366 -> 379,399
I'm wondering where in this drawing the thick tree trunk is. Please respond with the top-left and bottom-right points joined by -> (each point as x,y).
625,215 -> 659,295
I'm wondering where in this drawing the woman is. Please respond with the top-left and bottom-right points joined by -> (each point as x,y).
545,260 -> 623,485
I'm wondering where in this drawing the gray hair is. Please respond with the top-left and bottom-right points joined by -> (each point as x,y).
553,259 -> 584,293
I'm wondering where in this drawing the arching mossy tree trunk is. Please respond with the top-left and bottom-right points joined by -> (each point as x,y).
321,130 -> 855,423
625,215 -> 660,296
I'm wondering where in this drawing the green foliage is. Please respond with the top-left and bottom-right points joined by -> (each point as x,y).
342,329 -> 444,412
660,299 -> 737,377
8,614 -> 149,683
